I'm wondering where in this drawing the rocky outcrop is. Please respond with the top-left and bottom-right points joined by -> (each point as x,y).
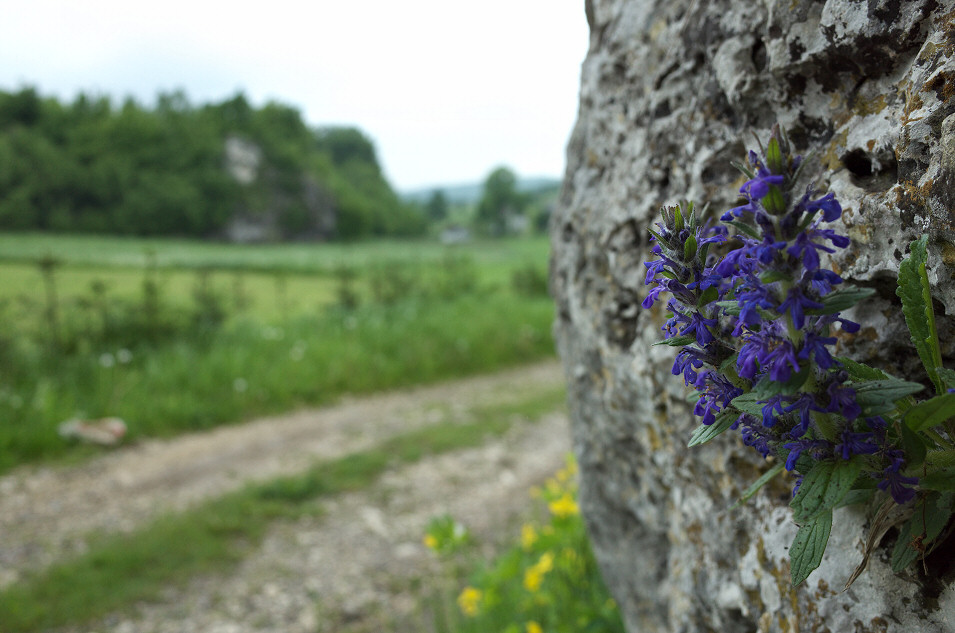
222,135 -> 337,243
551,1 -> 955,631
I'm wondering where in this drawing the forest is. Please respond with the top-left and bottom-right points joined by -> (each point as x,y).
0,87 -> 426,240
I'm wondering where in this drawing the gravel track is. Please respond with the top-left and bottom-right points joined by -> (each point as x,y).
0,361 -> 571,631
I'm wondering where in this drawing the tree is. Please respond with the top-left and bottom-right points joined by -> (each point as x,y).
425,189 -> 449,222
475,166 -> 525,236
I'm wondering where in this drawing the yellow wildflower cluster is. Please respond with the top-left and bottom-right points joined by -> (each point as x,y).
457,586 -> 482,617
547,492 -> 579,518
521,523 -> 538,550
526,621 -> 543,633
523,551 -> 555,592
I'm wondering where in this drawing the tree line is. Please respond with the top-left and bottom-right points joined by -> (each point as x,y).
0,87 -> 425,240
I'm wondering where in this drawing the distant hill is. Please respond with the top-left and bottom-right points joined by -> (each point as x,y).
0,87 -> 425,241
402,176 -> 562,205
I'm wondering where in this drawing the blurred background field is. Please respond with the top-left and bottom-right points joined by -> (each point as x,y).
0,233 -> 554,473
0,5 -> 622,627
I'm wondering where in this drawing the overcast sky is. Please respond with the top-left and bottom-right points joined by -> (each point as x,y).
0,1 -> 590,191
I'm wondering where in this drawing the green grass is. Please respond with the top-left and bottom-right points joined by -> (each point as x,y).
0,387 -> 566,633
0,292 -> 556,473
0,233 -> 550,338
0,232 -> 550,277
0,261 -> 340,324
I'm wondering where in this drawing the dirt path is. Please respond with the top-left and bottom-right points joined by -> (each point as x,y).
0,361 -> 571,630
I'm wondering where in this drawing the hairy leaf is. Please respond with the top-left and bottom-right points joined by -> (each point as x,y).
752,365 -> 810,398
731,461 -> 785,509
716,300 -> 742,316
891,492 -> 953,572
683,234 -> 698,263
806,287 -> 876,315
697,286 -> 719,307
904,393 -> 955,432
791,459 -> 862,523
900,424 -> 928,468
897,235 -> 944,393
920,467 -> 955,492
730,392 -> 765,418
726,220 -> 760,239
936,367 -> 955,390
652,335 -> 697,347
790,509 -> 832,587
688,411 -> 737,447
836,357 -> 890,382
851,379 -> 924,411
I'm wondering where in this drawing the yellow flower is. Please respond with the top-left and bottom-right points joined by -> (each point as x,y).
545,477 -> 561,495
457,586 -> 482,617
523,567 -> 543,592
521,523 -> 538,550
548,492 -> 579,518
526,621 -> 543,633
524,551 -> 555,592
536,551 -> 554,573
423,534 -> 438,550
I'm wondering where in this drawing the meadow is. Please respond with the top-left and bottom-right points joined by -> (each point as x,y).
0,232 -> 554,472
0,232 -> 628,633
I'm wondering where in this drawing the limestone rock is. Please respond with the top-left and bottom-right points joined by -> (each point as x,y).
551,1 -> 955,631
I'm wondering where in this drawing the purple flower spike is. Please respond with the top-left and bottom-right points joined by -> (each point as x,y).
834,429 -> 879,460
877,462 -> 919,505
806,192 -> 842,222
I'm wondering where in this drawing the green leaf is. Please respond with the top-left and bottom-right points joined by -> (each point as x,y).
764,185 -> 787,215
726,220 -> 760,239
752,365 -> 810,398
925,449 -> 955,468
897,235 -> 944,393
759,269 -> 790,284
731,461 -> 785,509
766,137 -> 784,174
900,423 -> 928,468
652,335 -> 697,347
688,411 -> 738,447
836,357 -> 890,381
730,392 -> 765,418
904,393 -> 955,432
719,353 -> 739,374
716,300 -> 742,316
920,467 -> 955,492
674,203 -> 685,232
791,459 -> 863,523
698,286 -> 719,307
731,161 -> 755,179
890,492 -> 953,572
790,509 -> 832,586
837,488 -> 875,508
683,234 -> 698,262
891,514 -> 921,572
936,367 -> 955,390
806,287 -> 876,315
851,379 -> 924,411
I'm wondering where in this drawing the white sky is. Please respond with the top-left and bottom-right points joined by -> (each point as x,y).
0,1 -> 590,191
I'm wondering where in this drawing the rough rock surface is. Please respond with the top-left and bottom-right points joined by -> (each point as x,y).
551,1 -> 955,631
